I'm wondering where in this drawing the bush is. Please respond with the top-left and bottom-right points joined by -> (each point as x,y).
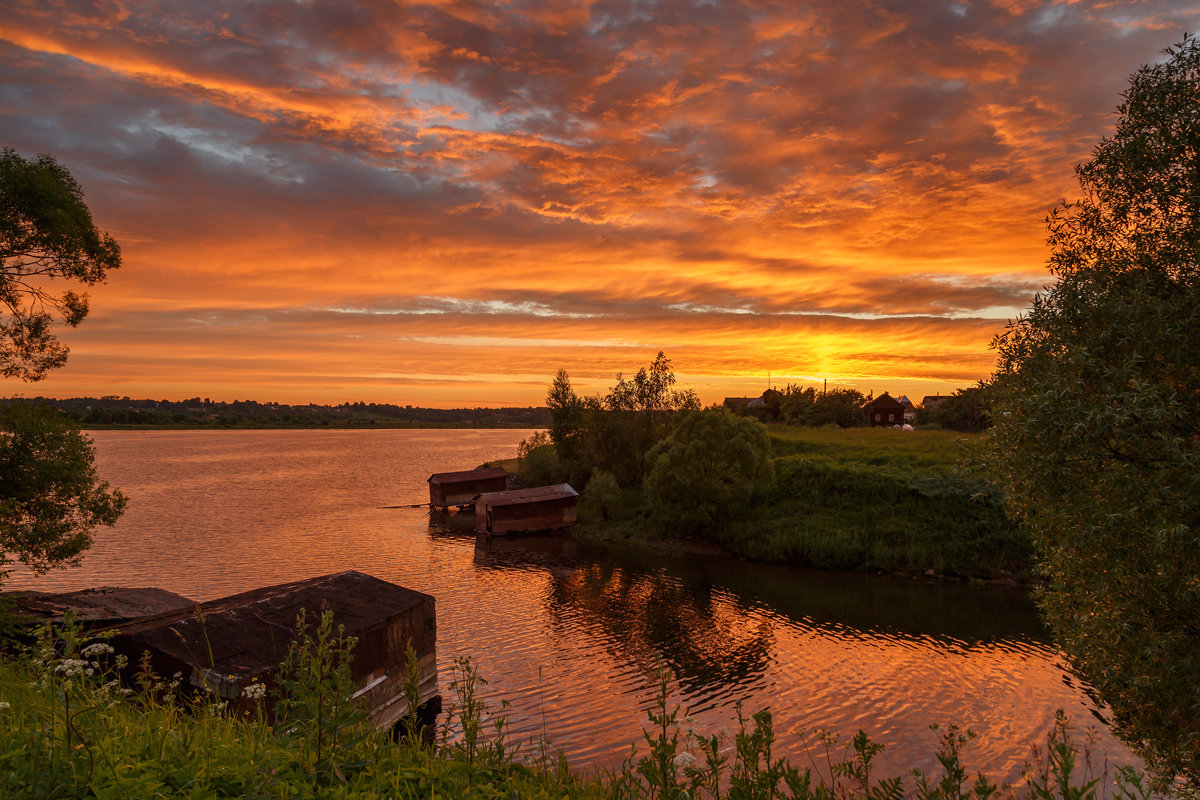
518,443 -> 567,488
644,409 -> 773,537
581,470 -> 621,521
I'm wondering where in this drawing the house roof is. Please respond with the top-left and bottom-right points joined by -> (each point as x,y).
107,571 -> 433,679
428,466 -> 509,484
477,483 -> 578,507
866,392 -> 905,410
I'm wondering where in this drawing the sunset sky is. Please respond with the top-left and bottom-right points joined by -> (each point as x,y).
2,1 -> 1195,407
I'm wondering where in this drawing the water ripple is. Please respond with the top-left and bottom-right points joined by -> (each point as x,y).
3,429 -> 1139,784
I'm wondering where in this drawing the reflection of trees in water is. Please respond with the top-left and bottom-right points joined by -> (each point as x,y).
464,534 -> 1050,701
544,562 -> 775,694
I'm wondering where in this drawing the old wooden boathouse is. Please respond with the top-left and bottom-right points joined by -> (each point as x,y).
474,483 -> 579,535
106,570 -> 438,727
428,466 -> 510,509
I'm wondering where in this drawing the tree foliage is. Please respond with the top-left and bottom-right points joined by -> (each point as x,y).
0,402 -> 127,577
645,408 -> 773,537
928,386 -> 992,432
986,36 -> 1200,789
546,353 -> 700,485
1,148 -> 122,381
776,385 -> 867,427
581,470 -> 621,521
1,150 -> 125,585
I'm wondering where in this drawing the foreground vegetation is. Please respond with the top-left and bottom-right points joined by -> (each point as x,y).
0,613 -> 1155,799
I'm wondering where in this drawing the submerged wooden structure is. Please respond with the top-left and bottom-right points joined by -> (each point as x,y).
428,466 -> 510,509
107,571 -> 437,728
474,483 -> 579,535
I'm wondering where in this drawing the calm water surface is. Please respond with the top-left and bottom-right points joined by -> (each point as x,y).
6,429 -> 1135,782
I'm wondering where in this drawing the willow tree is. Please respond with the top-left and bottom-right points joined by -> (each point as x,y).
986,36 -> 1200,788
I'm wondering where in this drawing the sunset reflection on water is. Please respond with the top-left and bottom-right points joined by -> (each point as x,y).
4,429 -> 1135,783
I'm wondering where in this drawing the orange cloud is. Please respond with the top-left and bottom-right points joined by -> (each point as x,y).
0,0 -> 1189,406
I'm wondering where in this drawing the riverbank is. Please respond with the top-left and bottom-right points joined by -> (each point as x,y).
531,427 -> 1032,583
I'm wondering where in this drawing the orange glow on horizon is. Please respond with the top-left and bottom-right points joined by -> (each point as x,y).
1,1 -> 1186,407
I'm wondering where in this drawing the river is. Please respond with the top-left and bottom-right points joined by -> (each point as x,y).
3,428 -> 1135,783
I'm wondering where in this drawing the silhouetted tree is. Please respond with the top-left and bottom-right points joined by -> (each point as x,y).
1,149 -> 122,381
987,35 -> 1200,789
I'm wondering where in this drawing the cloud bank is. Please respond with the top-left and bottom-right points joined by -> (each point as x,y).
1,0 -> 1193,404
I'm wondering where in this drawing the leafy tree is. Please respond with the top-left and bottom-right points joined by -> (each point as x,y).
644,408 -> 773,537
929,385 -> 992,432
544,353 -> 700,485
1,148 -> 122,381
546,368 -> 586,466
581,470 -> 621,521
1,150 -> 126,586
986,36 -> 1200,789
779,385 -> 867,427
600,352 -> 701,483
0,402 -> 127,579
517,432 -> 567,488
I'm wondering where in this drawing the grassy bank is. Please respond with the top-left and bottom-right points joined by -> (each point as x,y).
571,427 -> 1030,581
0,616 -> 1151,799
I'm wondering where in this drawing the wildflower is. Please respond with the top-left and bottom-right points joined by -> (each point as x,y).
242,683 -> 267,701
673,751 -> 696,769
0,701 -> 10,711
54,659 -> 88,676
81,643 -> 114,658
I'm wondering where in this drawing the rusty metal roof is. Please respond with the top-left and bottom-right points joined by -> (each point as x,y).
428,466 -> 509,484
108,571 -> 433,677
7,586 -> 194,627
477,483 -> 578,507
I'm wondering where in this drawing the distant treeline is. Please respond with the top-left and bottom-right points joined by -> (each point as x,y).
2,396 -> 551,429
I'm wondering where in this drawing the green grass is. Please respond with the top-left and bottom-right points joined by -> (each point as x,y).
0,615 -> 1153,799
765,425 -> 979,470
576,426 -> 1031,580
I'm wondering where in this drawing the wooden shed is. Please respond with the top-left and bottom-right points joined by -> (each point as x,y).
428,466 -> 510,509
474,483 -> 579,535
106,571 -> 437,729
866,392 -> 906,426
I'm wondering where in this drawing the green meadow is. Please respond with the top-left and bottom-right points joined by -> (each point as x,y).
574,426 -> 1030,581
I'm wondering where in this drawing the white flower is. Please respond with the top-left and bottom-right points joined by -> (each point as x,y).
0,701 -> 10,711
54,659 -> 88,676
81,643 -> 114,658
242,683 -> 267,700
673,751 -> 696,769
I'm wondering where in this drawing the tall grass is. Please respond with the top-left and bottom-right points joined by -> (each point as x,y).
0,616 -> 1154,799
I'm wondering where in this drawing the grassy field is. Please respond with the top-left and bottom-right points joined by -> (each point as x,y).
575,426 -> 1031,581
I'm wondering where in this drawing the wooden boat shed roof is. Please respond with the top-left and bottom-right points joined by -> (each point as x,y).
428,466 -> 509,485
108,571 -> 433,686
477,483 -> 578,508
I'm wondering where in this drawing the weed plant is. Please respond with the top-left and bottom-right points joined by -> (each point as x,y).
0,616 -> 1156,799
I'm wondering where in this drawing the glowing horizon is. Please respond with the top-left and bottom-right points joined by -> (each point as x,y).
2,0 -> 1193,408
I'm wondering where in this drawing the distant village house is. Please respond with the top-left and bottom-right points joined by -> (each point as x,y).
865,392 -> 906,426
